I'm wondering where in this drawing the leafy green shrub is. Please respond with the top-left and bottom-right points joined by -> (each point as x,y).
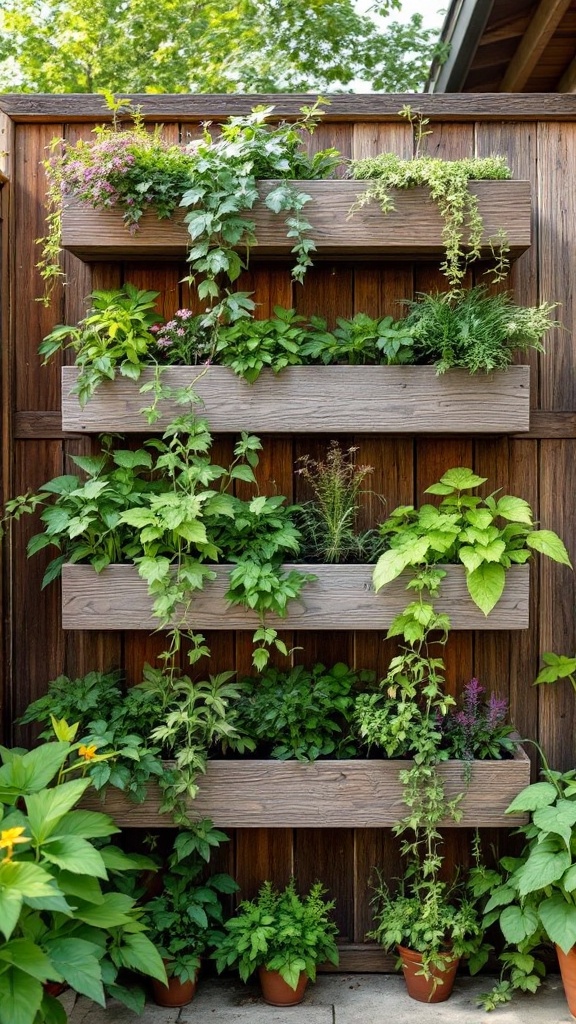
236,662 -> 375,760
213,879 -> 339,988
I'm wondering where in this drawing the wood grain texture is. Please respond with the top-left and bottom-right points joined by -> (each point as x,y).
3,94 -> 576,121
80,749 -> 530,828
60,180 -> 532,261
61,365 -> 532,434
61,562 -> 530,631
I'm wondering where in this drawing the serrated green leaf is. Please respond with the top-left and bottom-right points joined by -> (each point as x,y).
506,782 -> 558,813
499,905 -> 540,945
516,840 -> 571,896
527,530 -> 572,567
533,800 -> 576,847
539,894 -> 576,953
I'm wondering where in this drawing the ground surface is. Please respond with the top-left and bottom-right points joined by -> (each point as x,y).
62,973 -> 574,1023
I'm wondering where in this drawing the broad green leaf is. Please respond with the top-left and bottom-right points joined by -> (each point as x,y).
466,561 -> 506,615
430,468 -> 487,492
0,939 -> 55,981
527,530 -> 572,567
25,778 -> 92,842
458,545 -> 483,573
372,549 -> 411,591
0,967 -> 42,1024
44,938 -> 105,1005
0,888 -> 22,941
516,840 -> 571,896
41,836 -> 108,878
533,800 -> 576,848
563,864 -> 576,892
495,495 -> 534,524
506,782 -> 558,813
499,905 -> 540,944
74,891 -> 136,927
0,743 -> 70,798
539,895 -> 576,954
117,932 -> 167,983
53,809 -> 119,840
0,862 -> 58,938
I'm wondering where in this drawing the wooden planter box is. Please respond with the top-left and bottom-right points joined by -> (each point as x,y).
61,562 -> 530,631
61,179 -> 531,261
81,748 -> 530,828
61,364 -> 531,434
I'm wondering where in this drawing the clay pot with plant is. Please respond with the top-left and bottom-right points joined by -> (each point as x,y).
212,879 -> 339,1005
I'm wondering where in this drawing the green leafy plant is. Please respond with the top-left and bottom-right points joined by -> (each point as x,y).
350,106 -> 513,294
39,283 -> 161,405
369,855 -> 488,983
0,722 -> 167,1024
40,98 -> 340,311
373,466 -> 571,620
301,310 -> 415,366
236,662 -> 375,761
142,824 -> 237,984
295,440 -> 385,563
401,286 -> 557,375
473,765 -> 576,1009
3,415 -> 313,669
213,879 -> 339,989
534,651 -> 576,693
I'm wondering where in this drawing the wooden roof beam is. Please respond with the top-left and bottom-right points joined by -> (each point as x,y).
477,13 -> 531,47
558,52 -> 576,92
500,0 -> 574,91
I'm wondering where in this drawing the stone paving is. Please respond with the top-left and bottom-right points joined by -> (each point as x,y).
63,973 -> 574,1024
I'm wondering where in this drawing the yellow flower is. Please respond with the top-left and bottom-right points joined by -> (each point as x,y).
78,744 -> 98,761
0,826 -> 28,862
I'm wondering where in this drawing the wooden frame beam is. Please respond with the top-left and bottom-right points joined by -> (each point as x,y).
500,0 -> 574,92
558,52 -> 576,93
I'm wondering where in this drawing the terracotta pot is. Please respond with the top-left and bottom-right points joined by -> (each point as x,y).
258,966 -> 308,1006
397,945 -> 459,1003
556,944 -> 576,1016
151,970 -> 197,1007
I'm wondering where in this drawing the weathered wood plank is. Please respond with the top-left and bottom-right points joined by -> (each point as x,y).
61,562 -> 530,631
81,749 -> 530,828
60,180 -> 532,261
3,94 -> 576,121
61,365 -> 531,434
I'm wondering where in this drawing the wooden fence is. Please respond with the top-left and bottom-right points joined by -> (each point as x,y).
1,93 -> 575,969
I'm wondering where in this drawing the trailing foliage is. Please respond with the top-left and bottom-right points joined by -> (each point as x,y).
40,99 -> 339,309
213,879 -> 339,988
350,106 -> 512,293
3,415 -> 314,669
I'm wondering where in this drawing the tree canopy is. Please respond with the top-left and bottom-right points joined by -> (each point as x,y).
0,0 -> 444,94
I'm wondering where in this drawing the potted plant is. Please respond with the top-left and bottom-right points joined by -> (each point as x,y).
212,879 -> 339,1005
369,862 -> 487,1002
0,719 -> 167,1024
142,825 -> 238,1006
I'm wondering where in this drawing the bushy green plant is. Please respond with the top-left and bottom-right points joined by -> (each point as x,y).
402,287 -> 557,375
473,766 -> 576,1009
39,283 -> 161,405
301,311 -> 415,365
369,860 -> 487,981
4,415 -> 313,669
0,724 -> 167,1024
236,662 -> 375,760
373,466 -> 571,623
142,824 -> 237,984
213,879 -> 339,989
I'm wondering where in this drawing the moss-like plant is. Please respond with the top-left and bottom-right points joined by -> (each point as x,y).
350,106 -> 513,294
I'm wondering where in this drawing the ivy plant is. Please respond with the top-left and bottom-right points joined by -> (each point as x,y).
373,466 -> 571,621
350,106 -> 513,294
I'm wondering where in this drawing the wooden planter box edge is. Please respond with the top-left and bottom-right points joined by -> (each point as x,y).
80,747 -> 530,828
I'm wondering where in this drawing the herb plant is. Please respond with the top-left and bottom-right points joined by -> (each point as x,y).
402,286 -> 557,375
40,283 -> 161,405
295,441 -> 385,563
213,879 -> 339,989
373,466 -> 571,620
438,677 -> 516,763
236,662 -> 375,761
